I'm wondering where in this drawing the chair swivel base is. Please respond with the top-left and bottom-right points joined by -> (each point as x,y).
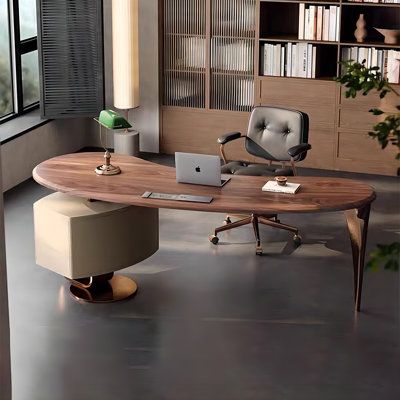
68,273 -> 138,303
209,214 -> 302,255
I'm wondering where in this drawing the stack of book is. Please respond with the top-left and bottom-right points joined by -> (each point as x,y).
342,47 -> 400,83
262,43 -> 321,78
298,4 -> 340,42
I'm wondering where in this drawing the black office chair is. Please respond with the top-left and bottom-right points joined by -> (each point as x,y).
209,106 -> 311,255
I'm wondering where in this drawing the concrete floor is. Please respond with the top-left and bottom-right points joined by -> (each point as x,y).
4,157 -> 400,400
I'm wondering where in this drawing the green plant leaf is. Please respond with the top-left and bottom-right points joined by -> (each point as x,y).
369,108 -> 384,115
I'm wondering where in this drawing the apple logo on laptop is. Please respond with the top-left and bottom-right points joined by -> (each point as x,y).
195,166 -> 201,173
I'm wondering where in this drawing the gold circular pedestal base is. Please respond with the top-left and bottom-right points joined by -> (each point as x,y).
70,275 -> 138,303
95,164 -> 121,176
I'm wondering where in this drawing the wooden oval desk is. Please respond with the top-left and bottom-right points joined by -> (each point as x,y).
33,153 -> 376,311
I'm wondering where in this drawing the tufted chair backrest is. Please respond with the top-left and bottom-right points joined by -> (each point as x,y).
246,106 -> 309,162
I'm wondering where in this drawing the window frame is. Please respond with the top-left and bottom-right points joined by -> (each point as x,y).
0,0 -> 39,124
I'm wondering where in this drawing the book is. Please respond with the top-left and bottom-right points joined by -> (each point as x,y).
297,42 -> 308,78
371,48 -> 378,69
304,8 -> 310,40
328,6 -> 337,42
307,43 -> 313,78
292,44 -> 298,76
335,6 -> 340,42
377,49 -> 383,74
350,46 -> 358,62
316,6 -> 323,41
387,50 -> 400,84
341,47 -> 351,73
329,6 -> 336,42
298,3 -> 305,40
358,47 -> 366,64
322,7 -> 329,41
367,47 -> 372,68
274,44 -> 281,76
311,46 -> 316,78
262,181 -> 301,194
287,42 -> 292,77
309,6 -> 316,40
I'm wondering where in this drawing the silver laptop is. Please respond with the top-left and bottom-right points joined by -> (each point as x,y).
175,152 -> 230,187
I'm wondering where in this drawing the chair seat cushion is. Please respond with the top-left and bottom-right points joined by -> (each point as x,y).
221,161 -> 294,177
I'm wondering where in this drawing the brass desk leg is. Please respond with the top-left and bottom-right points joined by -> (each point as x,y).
345,204 -> 371,312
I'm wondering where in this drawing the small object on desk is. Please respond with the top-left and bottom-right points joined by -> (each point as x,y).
262,181 -> 301,194
142,192 -> 213,204
275,176 -> 288,186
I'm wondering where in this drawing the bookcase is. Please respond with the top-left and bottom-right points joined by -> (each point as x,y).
160,0 -> 400,175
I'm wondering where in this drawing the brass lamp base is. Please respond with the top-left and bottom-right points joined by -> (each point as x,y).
68,273 -> 138,303
95,164 -> 121,176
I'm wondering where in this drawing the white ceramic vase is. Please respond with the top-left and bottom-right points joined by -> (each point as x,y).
354,14 -> 367,43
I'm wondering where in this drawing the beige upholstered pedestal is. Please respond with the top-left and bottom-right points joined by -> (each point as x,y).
34,192 -> 159,302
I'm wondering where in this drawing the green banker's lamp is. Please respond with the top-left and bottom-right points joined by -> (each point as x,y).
94,109 -> 131,175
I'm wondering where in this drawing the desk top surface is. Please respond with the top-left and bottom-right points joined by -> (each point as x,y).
33,153 -> 376,214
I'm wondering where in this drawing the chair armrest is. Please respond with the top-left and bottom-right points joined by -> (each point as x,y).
217,132 -> 243,145
287,143 -> 312,158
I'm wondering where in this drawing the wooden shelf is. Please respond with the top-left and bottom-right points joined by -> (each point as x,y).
342,2 -> 400,8
259,75 -> 335,81
212,71 -> 254,77
165,32 -> 206,37
340,41 -> 400,49
212,34 -> 256,40
260,37 -> 339,45
164,69 -> 206,74
260,0 -> 339,4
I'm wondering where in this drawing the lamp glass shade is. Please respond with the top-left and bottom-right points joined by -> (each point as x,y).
94,110 -> 132,130
112,0 -> 140,110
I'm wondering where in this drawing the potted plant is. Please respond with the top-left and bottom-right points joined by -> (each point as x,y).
335,60 -> 399,271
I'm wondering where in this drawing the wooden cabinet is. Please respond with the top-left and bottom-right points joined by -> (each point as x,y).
336,87 -> 399,175
259,77 -> 337,169
161,107 -> 253,162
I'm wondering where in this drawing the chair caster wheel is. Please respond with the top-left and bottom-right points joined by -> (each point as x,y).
256,247 -> 263,256
293,234 -> 302,246
223,217 -> 232,225
209,235 -> 219,245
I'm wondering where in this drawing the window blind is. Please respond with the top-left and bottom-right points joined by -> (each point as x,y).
37,0 -> 104,118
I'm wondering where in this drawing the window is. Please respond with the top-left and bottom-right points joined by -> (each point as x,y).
0,0 -> 39,123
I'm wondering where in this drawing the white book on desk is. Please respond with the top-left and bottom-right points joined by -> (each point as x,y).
262,181 -> 301,194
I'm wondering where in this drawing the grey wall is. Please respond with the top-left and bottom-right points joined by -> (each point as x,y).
88,0 -> 160,152
1,118 -> 90,192
0,147 -> 11,400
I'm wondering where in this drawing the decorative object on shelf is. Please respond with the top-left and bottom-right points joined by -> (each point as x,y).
112,0 -> 140,156
94,110 -> 132,176
374,28 -> 400,45
354,14 -> 367,43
